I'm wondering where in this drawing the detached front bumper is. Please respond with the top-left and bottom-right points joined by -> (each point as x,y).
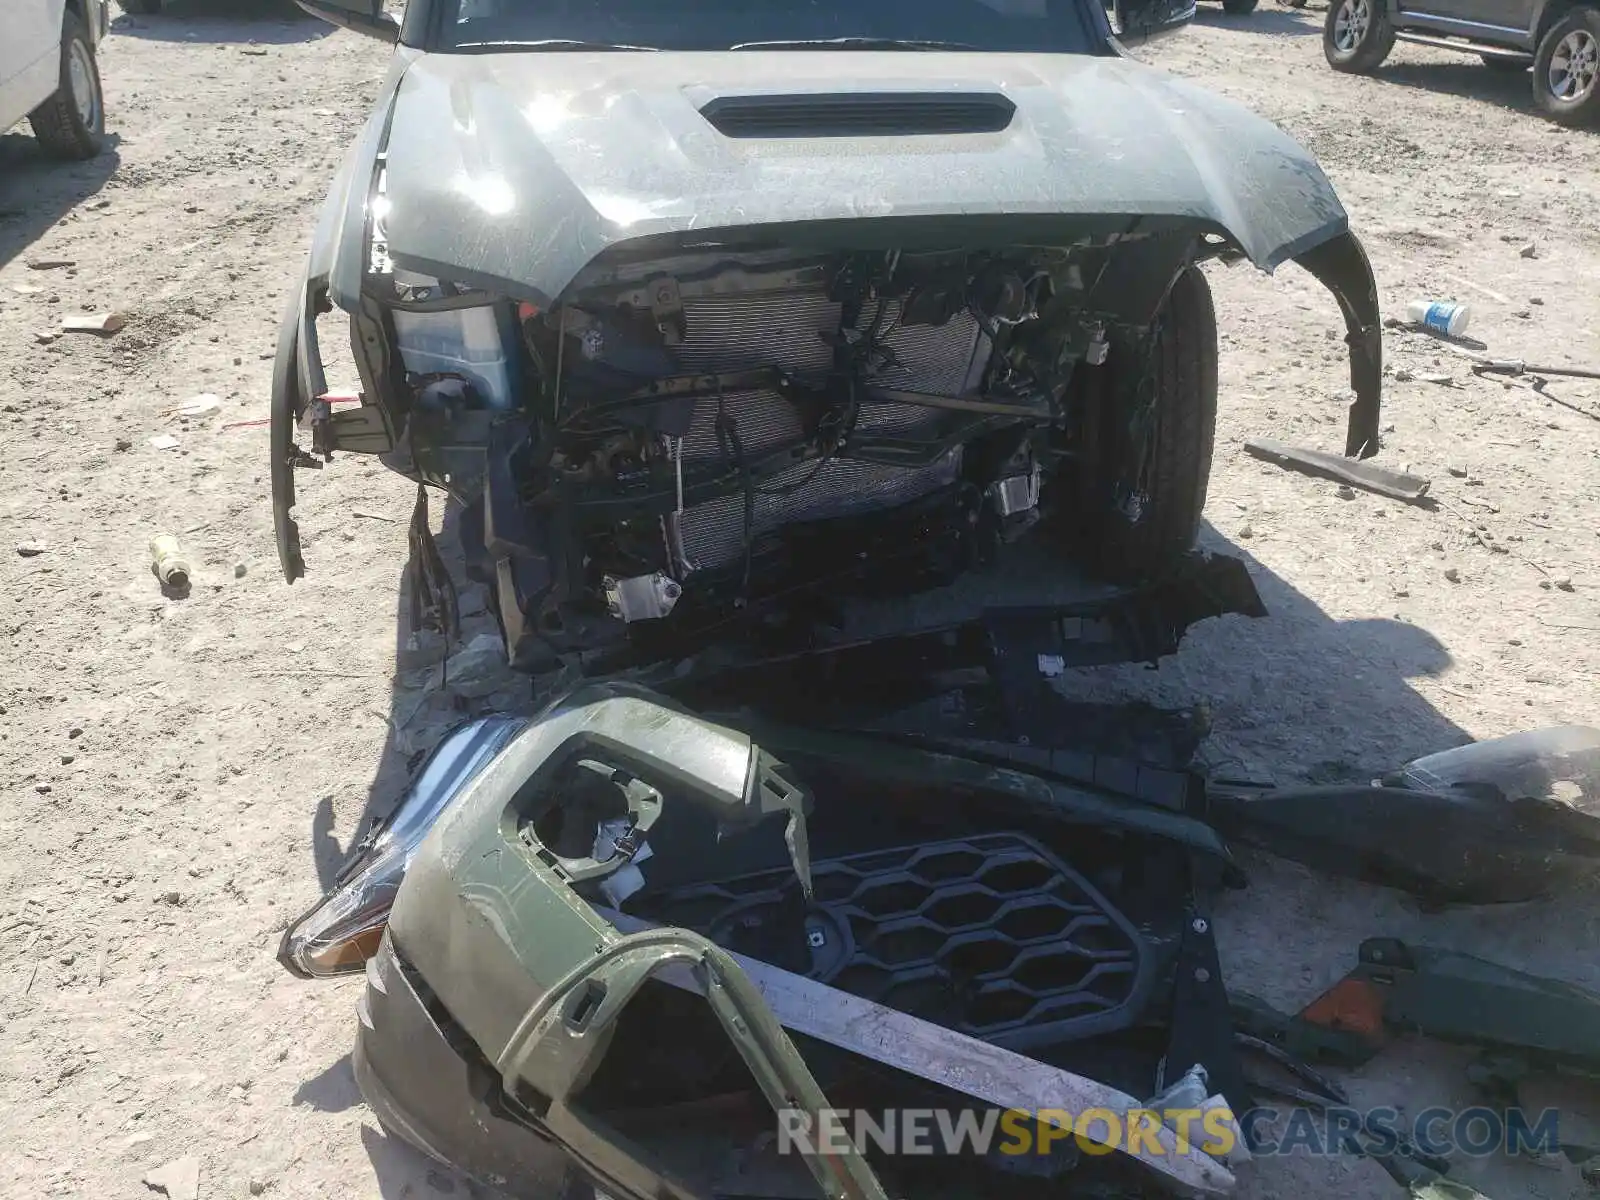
354,935 -> 572,1194
358,685 -> 1241,1200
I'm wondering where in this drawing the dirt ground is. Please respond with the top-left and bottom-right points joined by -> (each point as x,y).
3,3 -> 1599,1199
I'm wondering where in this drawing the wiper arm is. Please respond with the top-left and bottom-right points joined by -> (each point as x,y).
729,37 -> 980,51
452,39 -> 662,52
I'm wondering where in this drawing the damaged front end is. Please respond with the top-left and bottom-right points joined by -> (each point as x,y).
272,53 -> 1382,678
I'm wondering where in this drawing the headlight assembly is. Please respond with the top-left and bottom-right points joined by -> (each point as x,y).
276,715 -> 526,978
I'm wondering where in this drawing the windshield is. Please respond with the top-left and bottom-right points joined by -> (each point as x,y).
437,0 -> 1101,54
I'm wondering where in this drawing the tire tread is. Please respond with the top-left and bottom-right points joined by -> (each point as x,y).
1532,8 -> 1600,126
1324,0 -> 1396,73
27,13 -> 104,160
1076,266 -> 1219,580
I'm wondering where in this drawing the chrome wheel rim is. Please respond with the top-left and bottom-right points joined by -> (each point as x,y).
1333,0 -> 1370,53
67,39 -> 99,129
1549,29 -> 1599,101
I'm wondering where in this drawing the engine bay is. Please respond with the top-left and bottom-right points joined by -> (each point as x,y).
371,238 -> 1141,673
270,207 -> 1378,680
541,247 -> 1062,576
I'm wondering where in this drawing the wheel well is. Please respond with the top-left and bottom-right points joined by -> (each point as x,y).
1535,0 -> 1593,44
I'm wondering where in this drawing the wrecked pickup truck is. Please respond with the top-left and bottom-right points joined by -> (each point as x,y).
268,3 -> 1441,1196
274,0 -> 1383,680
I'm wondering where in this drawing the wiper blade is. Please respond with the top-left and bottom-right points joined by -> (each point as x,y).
729,37 -> 980,51
452,39 -> 662,52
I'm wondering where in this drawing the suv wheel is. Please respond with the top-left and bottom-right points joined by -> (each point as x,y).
27,11 -> 105,160
1223,0 -> 1261,14
1324,0 -> 1396,72
1533,8 -> 1600,124
1069,267 -> 1218,582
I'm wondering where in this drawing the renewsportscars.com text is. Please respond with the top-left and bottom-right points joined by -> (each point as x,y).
775,1106 -> 1560,1160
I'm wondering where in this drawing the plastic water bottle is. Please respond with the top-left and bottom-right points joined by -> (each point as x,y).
1407,299 -> 1471,337
149,533 -> 192,589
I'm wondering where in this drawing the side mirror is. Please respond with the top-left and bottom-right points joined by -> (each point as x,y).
294,0 -> 400,42
1112,0 -> 1197,44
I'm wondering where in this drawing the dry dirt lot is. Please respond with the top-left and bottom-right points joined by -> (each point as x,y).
2,4 -> 1599,1199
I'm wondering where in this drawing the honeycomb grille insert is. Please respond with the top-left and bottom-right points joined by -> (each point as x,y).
637,833 -> 1148,1048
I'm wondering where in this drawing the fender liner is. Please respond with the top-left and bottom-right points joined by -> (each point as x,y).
1295,230 -> 1383,459
271,276 -> 328,583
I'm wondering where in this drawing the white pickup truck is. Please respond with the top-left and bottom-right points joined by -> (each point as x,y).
0,0 -> 111,159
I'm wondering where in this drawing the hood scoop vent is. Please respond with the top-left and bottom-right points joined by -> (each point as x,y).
699,92 -> 1016,139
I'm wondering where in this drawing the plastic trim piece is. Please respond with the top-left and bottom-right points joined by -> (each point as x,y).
1293,230 -> 1383,460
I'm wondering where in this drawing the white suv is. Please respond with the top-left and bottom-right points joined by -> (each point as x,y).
0,0 -> 111,159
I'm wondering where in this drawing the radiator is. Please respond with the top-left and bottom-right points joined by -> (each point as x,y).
667,283 -> 986,573
672,290 -> 991,466
674,449 -> 963,574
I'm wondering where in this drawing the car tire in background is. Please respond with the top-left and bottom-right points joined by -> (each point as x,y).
1532,7 -> 1600,125
1072,266 -> 1218,581
1480,54 -> 1530,71
121,0 -> 164,13
1323,0 -> 1396,72
1222,0 -> 1261,14
27,11 -> 105,160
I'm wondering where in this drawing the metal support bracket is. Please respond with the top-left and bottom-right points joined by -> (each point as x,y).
1164,903 -> 1253,1132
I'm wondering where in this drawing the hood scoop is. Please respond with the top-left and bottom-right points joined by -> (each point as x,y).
698,92 -> 1016,139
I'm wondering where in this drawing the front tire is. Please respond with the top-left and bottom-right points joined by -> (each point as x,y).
28,12 -> 105,160
1324,0 -> 1395,72
1532,8 -> 1600,125
1074,267 -> 1219,581
1223,0 -> 1261,14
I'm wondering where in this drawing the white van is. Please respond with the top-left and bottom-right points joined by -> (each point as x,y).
0,0 -> 111,159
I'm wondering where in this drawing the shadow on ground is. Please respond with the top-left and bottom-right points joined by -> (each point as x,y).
1185,523 -> 1458,780
310,794 -> 344,894
0,137 -> 120,271
1531,380 -> 1600,423
294,1054 -> 364,1113
1376,58 -> 1547,117
112,0 -> 334,43
1193,6 -> 1322,36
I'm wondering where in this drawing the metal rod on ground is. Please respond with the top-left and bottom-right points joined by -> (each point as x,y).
1472,359 -> 1600,381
